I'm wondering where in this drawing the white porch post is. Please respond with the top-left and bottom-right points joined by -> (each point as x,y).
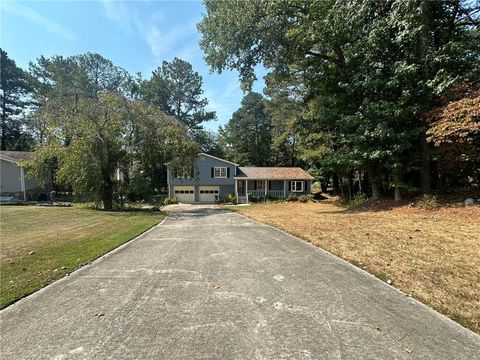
265,180 -> 268,198
245,179 -> 249,203
234,178 -> 238,200
284,180 -> 287,198
20,167 -> 26,201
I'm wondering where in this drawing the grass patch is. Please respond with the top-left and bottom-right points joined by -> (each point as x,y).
230,199 -> 480,334
0,205 -> 163,308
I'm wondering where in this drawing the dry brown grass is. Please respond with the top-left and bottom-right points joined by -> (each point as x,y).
230,199 -> 480,333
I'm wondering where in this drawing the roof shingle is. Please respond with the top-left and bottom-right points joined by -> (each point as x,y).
236,167 -> 314,180
0,151 -> 34,163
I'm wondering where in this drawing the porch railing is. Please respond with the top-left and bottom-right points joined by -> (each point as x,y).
247,189 -> 285,198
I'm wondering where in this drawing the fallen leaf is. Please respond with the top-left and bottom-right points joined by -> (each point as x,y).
210,283 -> 221,289
404,347 -> 412,354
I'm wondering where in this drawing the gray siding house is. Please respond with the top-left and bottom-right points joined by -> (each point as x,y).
0,151 -> 49,200
167,153 -> 313,204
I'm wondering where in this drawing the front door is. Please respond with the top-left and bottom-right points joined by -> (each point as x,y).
237,180 -> 245,195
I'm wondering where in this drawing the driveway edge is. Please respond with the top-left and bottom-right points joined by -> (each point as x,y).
0,215 -> 168,312
231,210 -> 480,341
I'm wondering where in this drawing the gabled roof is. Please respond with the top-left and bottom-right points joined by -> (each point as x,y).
0,151 -> 34,164
235,167 -> 314,180
198,153 -> 238,166
165,153 -> 238,166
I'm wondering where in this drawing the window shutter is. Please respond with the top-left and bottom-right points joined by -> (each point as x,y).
227,167 -> 230,178
211,167 -> 214,178
288,181 -> 291,191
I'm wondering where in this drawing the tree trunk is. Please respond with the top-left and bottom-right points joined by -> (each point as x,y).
321,173 -> 330,193
332,173 -> 340,195
419,133 -> 431,193
358,170 -> 363,194
291,135 -> 296,167
102,177 -> 114,210
394,188 -> 401,202
368,167 -> 380,200
339,176 -> 344,198
348,174 -> 353,200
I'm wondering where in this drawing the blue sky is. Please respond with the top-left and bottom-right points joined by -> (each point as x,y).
0,0 -> 266,131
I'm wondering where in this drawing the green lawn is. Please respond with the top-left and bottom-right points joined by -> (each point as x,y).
0,205 -> 163,308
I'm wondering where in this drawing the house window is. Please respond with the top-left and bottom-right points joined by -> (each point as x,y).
290,181 -> 304,192
214,167 -> 227,178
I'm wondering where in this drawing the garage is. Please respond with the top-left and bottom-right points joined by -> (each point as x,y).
173,186 -> 195,203
199,186 -> 219,203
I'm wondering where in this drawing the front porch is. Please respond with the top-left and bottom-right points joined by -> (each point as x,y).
235,179 -> 307,204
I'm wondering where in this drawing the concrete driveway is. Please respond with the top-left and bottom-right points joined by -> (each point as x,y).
1,206 -> 479,359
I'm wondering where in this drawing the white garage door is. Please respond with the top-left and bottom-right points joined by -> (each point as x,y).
173,186 -> 195,203
199,186 -> 219,203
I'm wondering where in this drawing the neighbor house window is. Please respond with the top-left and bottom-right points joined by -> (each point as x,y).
214,167 -> 227,178
290,181 -> 304,192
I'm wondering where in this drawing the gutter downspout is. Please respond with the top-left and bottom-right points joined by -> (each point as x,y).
20,167 -> 26,201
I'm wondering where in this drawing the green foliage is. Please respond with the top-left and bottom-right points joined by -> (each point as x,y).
140,57 -> 215,130
25,53 -> 196,209
191,129 -> 224,158
346,194 -> 367,209
163,197 -> 178,206
218,92 -> 272,165
198,0 -> 480,196
223,193 -> 237,204
415,194 -> 439,210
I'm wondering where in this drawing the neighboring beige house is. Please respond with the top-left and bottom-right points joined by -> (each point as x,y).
0,151 -> 50,201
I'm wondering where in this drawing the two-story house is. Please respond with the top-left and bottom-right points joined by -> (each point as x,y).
166,153 -> 313,204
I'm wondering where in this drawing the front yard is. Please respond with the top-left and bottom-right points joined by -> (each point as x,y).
228,200 -> 480,333
0,205 -> 163,308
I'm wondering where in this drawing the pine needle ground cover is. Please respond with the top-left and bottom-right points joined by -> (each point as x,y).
228,200 -> 480,334
0,206 -> 163,308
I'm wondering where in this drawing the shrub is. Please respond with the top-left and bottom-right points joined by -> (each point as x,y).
286,194 -> 298,202
415,194 -> 439,209
298,195 -> 310,203
224,193 -> 237,204
249,195 -> 260,203
163,197 -> 178,206
265,194 -> 280,201
346,193 -> 367,208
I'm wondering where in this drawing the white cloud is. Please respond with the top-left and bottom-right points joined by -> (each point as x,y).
100,0 -> 134,33
2,1 -> 75,40
100,1 -> 200,63
204,79 -> 243,129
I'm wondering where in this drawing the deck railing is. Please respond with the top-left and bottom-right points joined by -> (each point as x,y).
247,189 -> 285,198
